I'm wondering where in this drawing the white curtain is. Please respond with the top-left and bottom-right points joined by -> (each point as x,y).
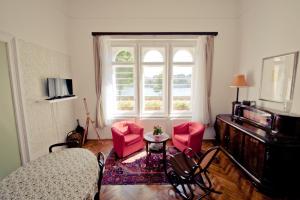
99,36 -> 115,126
192,36 -> 214,125
93,36 -> 104,128
93,36 -> 114,127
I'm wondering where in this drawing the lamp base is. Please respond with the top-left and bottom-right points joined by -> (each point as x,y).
231,101 -> 241,120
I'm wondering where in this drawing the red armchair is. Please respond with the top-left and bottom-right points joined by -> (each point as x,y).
111,121 -> 144,158
172,122 -> 205,153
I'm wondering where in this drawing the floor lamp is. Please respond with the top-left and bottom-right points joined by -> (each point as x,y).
230,74 -> 248,117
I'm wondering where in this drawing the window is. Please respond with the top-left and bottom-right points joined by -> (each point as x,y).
142,47 -> 166,116
111,41 -> 195,117
171,48 -> 194,115
112,47 -> 136,115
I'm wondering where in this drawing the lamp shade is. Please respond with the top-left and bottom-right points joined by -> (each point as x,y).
230,74 -> 248,88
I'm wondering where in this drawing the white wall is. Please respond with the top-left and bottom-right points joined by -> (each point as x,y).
67,0 -> 240,139
18,40 -> 75,160
0,0 -> 69,54
238,0 -> 300,114
0,0 -> 76,160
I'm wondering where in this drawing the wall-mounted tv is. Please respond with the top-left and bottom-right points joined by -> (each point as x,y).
47,78 -> 74,99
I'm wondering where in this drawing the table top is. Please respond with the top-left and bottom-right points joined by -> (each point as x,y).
144,132 -> 169,143
0,148 -> 99,200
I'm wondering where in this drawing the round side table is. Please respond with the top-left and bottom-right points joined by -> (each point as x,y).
144,132 -> 169,171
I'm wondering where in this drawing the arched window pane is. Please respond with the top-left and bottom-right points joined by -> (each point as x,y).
173,49 -> 194,63
143,49 -> 164,62
112,47 -> 134,63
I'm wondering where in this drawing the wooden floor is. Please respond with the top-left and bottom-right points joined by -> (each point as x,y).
84,140 -> 283,200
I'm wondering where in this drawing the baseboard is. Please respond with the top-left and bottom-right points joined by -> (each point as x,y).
203,138 -> 216,141
86,138 -> 216,142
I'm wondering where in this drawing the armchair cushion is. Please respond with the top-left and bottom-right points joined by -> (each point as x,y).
174,134 -> 189,145
124,134 -> 141,146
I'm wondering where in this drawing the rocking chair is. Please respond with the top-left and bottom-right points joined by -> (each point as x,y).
166,146 -> 221,200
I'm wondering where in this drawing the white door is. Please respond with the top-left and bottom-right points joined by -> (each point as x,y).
0,40 -> 21,179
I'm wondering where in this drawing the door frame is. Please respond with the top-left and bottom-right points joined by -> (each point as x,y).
0,31 -> 30,164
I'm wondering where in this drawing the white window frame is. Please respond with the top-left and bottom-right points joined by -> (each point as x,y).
110,39 -> 196,118
170,45 -> 195,117
139,43 -> 168,117
111,43 -> 138,117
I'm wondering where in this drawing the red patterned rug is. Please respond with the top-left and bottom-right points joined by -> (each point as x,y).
101,147 -> 179,185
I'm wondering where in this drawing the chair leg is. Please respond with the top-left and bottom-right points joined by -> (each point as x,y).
114,152 -> 119,160
166,170 -> 194,200
146,152 -> 151,169
194,171 -> 222,198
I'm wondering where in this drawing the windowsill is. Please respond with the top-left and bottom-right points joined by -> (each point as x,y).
112,115 -> 191,120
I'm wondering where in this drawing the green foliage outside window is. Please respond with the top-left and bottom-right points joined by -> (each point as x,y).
115,50 -> 134,63
117,99 -> 190,111
117,101 -> 134,110
145,100 -> 161,110
173,100 -> 190,110
144,73 -> 163,93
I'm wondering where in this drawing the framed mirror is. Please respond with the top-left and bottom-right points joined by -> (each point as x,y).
259,51 -> 299,103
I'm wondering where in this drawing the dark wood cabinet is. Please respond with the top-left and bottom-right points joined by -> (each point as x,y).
243,134 -> 265,178
215,118 -> 227,147
227,126 -> 243,160
215,111 -> 300,196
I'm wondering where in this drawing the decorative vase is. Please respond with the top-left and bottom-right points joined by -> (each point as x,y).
154,134 -> 161,141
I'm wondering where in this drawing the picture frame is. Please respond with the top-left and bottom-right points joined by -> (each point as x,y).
259,51 -> 299,103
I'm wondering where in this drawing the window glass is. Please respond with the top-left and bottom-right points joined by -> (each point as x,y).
173,48 -> 194,63
142,48 -> 165,63
172,66 -> 192,112
143,66 -> 164,112
113,65 -> 135,112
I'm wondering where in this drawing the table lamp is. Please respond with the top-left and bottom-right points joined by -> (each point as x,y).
230,74 -> 248,103
230,74 -> 248,118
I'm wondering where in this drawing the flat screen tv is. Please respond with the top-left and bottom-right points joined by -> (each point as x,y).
47,78 -> 74,99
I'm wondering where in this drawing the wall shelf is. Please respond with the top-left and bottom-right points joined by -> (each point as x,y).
46,96 -> 78,103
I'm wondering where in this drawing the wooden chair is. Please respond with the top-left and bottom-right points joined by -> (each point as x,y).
49,141 -> 80,153
166,146 -> 221,200
94,152 -> 105,200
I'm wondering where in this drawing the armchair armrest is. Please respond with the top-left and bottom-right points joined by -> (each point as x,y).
187,128 -> 205,152
111,127 -> 125,145
49,141 -> 79,153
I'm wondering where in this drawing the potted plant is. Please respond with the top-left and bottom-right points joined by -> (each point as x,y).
153,125 -> 163,139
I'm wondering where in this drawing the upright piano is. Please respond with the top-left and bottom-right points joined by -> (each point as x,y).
214,105 -> 300,196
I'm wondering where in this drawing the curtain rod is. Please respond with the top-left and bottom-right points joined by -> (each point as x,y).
91,32 -> 218,36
